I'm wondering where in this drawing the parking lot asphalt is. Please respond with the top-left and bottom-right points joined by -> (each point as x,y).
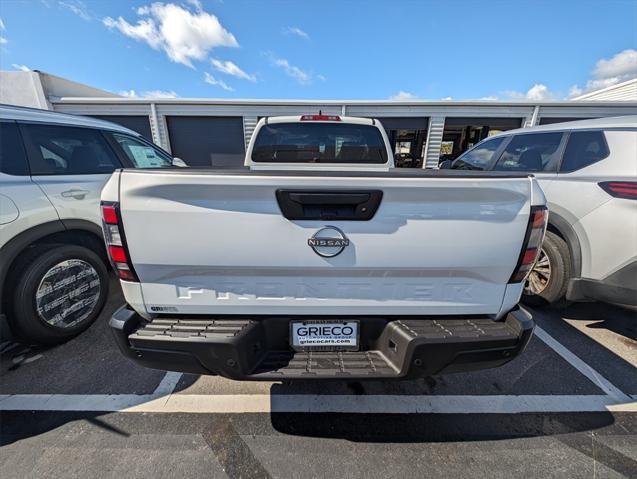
1,276 -> 636,478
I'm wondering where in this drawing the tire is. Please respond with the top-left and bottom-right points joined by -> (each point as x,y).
8,244 -> 109,345
522,231 -> 571,308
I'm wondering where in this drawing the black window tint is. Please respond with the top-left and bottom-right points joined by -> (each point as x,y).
21,124 -> 119,175
110,133 -> 173,168
494,132 -> 563,172
252,123 -> 388,164
560,131 -> 609,173
0,122 -> 29,175
452,137 -> 505,170
166,116 -> 245,168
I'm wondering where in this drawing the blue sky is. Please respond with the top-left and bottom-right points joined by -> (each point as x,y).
1,0 -> 636,100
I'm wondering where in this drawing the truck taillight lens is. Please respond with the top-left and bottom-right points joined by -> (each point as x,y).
101,201 -> 139,282
509,206 -> 548,283
598,181 -> 637,200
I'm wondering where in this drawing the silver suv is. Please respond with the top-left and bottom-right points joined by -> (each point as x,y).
446,115 -> 637,307
0,105 -> 182,344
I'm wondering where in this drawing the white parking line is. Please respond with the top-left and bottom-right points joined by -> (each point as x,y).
0,393 -> 634,414
534,326 -> 632,402
153,372 -> 183,396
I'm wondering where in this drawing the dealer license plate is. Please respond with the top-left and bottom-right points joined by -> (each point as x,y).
290,320 -> 359,351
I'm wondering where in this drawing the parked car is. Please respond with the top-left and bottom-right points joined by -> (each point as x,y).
0,104 -> 184,344
442,116 -> 637,307
104,114 -> 545,380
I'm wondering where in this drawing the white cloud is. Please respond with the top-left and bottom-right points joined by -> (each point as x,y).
12,64 -> 31,71
186,0 -> 203,11
103,2 -> 238,67
389,91 -> 417,100
283,26 -> 309,40
0,17 -> 6,43
568,85 -> 584,98
211,58 -> 256,81
59,0 -> 91,21
118,89 -> 178,98
267,55 -> 309,84
204,72 -> 234,91
479,96 -> 499,101
143,89 -> 179,98
569,49 -> 637,97
316,74 -> 326,82
525,83 -> 554,101
593,49 -> 637,81
504,83 -> 554,101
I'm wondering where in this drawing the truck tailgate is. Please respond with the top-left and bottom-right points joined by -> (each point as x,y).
117,170 -> 533,316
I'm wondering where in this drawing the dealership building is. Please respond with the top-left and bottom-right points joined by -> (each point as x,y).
2,71 -> 636,169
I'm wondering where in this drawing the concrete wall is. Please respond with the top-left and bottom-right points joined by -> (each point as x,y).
0,71 -> 50,109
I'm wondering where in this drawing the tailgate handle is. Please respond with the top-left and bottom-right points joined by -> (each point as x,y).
276,190 -> 383,220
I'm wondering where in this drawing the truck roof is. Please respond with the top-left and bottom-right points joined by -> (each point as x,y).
262,114 -> 376,125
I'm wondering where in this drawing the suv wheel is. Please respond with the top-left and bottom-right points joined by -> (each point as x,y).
9,244 -> 109,344
522,231 -> 570,308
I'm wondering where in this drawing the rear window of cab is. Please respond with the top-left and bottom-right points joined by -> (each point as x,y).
252,122 -> 388,164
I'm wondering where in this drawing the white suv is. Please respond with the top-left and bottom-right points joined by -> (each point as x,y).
446,115 -> 637,307
0,105 -> 182,344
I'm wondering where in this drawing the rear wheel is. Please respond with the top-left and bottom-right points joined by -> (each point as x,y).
522,231 -> 570,308
8,244 -> 109,344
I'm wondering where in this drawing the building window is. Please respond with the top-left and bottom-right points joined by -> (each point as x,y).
378,117 -> 429,168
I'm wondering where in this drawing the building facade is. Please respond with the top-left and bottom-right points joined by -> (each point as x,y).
3,71 -> 637,168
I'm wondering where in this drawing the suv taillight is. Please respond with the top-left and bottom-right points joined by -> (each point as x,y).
101,202 -> 138,282
598,181 -> 637,200
509,206 -> 548,283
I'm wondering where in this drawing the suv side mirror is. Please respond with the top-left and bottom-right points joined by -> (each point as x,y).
172,157 -> 187,167
439,159 -> 452,170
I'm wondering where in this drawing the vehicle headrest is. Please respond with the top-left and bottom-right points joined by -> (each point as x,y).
338,142 -> 367,162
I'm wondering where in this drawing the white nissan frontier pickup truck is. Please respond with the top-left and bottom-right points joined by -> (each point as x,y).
102,114 -> 547,380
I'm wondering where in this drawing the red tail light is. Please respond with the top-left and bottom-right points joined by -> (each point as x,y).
300,115 -> 341,121
102,204 -> 118,224
599,181 -> 637,200
108,245 -> 127,263
509,206 -> 548,283
101,202 -> 139,282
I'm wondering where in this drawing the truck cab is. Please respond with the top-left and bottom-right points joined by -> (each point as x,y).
245,114 -> 395,171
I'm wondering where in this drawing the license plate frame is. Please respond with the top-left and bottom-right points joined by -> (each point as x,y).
290,320 -> 360,351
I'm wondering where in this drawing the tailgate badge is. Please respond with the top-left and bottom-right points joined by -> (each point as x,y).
308,226 -> 349,257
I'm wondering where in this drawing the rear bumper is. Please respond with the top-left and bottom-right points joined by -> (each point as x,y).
109,306 -> 534,380
567,261 -> 637,306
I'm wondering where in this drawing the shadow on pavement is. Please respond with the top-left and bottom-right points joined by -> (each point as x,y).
557,302 -> 636,342
268,411 -> 621,443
